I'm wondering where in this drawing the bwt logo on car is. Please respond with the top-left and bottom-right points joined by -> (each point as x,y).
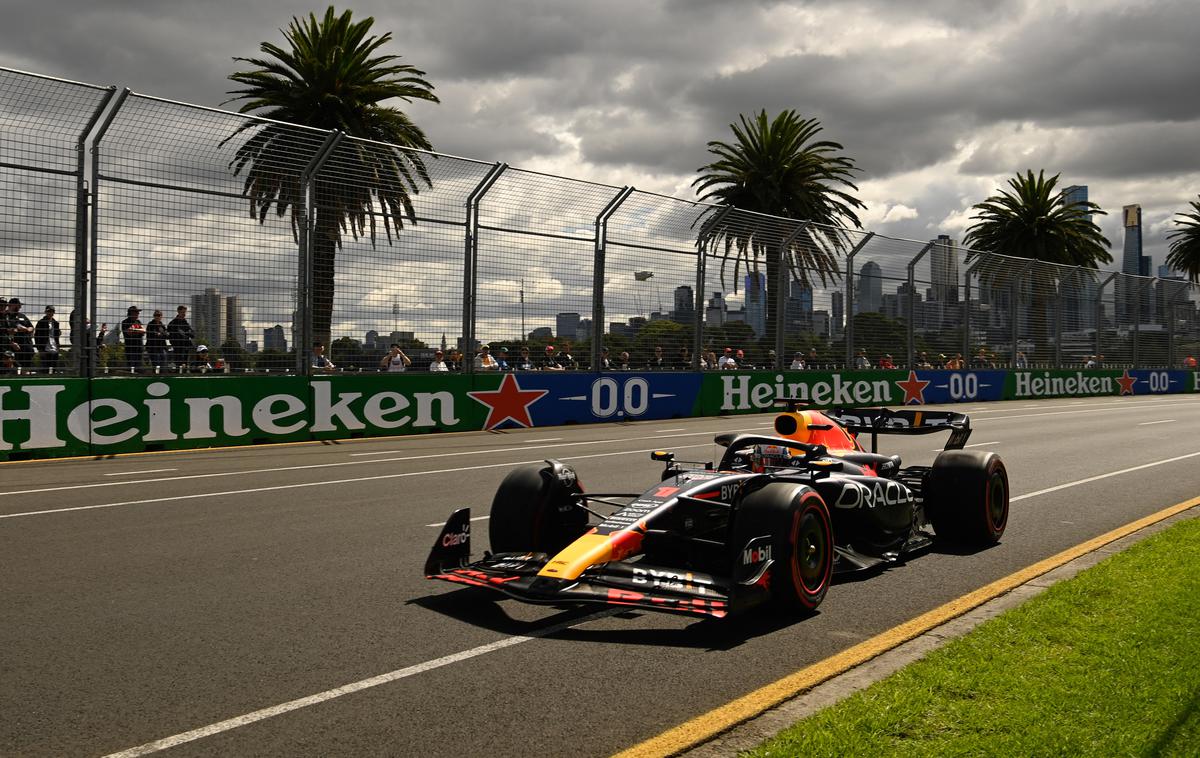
742,544 -> 772,566
442,525 -> 470,547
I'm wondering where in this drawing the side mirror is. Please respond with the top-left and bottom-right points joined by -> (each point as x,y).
650,450 -> 674,462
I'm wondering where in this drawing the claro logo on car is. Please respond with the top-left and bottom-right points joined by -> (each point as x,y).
442,525 -> 470,547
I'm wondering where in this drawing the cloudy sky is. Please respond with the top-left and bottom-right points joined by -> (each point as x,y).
4,0 -> 1199,341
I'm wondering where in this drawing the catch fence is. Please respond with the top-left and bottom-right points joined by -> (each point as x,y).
3,66 -> 1199,377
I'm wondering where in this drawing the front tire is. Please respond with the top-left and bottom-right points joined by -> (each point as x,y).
925,450 -> 1009,546
489,463 -> 588,554
732,483 -> 834,612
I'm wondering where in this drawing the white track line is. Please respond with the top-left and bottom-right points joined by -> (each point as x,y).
100,609 -> 620,758
103,469 -> 177,477
1137,419 -> 1176,426
931,441 -> 999,452
98,447 -> 1200,756
521,438 -> 562,443
0,444 -> 714,521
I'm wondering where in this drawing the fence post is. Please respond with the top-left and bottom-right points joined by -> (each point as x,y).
1131,277 -> 1154,369
905,242 -> 933,370
592,186 -> 634,372
1095,272 -> 1117,362
775,221 -> 810,370
1166,285 -> 1189,367
1009,259 -> 1034,366
87,87 -> 130,377
695,206 -> 732,369
843,232 -> 875,368
1055,267 -> 1081,369
962,267 -> 972,362
462,163 -> 507,374
296,130 -> 342,375
73,86 -> 117,377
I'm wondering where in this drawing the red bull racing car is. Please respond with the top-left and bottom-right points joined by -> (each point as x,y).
425,404 -> 1009,620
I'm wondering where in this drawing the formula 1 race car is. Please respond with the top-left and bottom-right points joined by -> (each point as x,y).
424,404 -> 1009,619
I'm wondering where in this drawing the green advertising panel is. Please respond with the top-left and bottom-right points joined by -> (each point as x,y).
699,370 -> 905,415
0,378 -> 92,460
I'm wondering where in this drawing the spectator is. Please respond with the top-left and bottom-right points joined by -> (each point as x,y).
514,347 -> 535,371
541,344 -> 564,371
936,353 -> 947,369
0,350 -> 16,375
494,346 -> 511,371
1184,355 -> 1197,368
1096,354 -> 1106,367
917,351 -> 933,369
599,346 -> 613,370
168,305 -> 195,368
1084,354 -> 1096,369
946,352 -> 965,370
428,349 -> 449,372
120,305 -> 145,372
311,342 -> 335,372
34,305 -> 61,372
879,353 -> 895,369
618,351 -> 631,370
6,298 -> 34,368
705,350 -> 719,370
647,345 -> 666,370
735,349 -> 747,368
971,348 -> 991,369
189,344 -> 212,373
718,347 -> 736,370
145,309 -> 168,371
473,344 -> 499,370
381,343 -> 412,372
676,346 -> 691,370
0,298 -> 10,354
559,342 -> 578,370
766,349 -> 777,369
806,347 -> 820,370
854,349 -> 871,370
1015,351 -> 1029,369
789,351 -> 806,370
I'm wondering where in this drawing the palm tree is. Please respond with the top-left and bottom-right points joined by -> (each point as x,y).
1166,197 -> 1200,283
963,170 -> 1111,360
693,110 -> 865,350
223,6 -> 438,346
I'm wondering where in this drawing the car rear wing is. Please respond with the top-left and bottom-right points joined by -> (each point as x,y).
823,407 -> 972,451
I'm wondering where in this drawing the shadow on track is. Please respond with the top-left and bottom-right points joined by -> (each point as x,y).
409,587 -> 819,651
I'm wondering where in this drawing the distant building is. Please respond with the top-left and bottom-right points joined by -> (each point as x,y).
831,291 -> 845,337
263,325 -> 287,352
365,330 -> 379,349
744,272 -> 766,336
1119,204 -> 1153,323
855,261 -> 882,314
528,326 -> 553,340
191,288 -> 244,347
929,235 -> 959,303
555,312 -> 581,340
705,291 -> 727,327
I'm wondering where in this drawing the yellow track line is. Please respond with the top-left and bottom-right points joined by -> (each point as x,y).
614,494 -> 1200,758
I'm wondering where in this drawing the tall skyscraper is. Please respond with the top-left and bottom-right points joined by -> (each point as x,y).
191,288 -> 226,347
744,272 -> 766,336
1119,204 -> 1153,323
671,285 -> 695,325
855,261 -> 882,314
1063,185 -> 1089,217
225,295 -> 243,344
831,291 -> 844,336
929,235 -> 959,302
705,292 -> 727,327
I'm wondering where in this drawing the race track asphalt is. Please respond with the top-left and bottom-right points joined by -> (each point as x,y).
2,394 -> 1200,757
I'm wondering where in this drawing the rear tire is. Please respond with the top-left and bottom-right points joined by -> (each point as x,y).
489,463 -> 588,555
732,483 -> 834,612
925,450 -> 1009,546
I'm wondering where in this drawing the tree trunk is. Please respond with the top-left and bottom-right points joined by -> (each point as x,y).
310,210 -> 339,349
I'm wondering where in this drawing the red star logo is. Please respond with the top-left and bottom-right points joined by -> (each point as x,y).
1116,369 -> 1137,396
895,370 -> 931,405
467,373 -> 549,430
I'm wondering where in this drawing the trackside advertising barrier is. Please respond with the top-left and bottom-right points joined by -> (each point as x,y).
1,369 -> 1198,461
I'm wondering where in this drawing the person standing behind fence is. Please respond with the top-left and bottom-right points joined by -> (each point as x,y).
473,344 -> 498,370
145,310 -> 168,371
120,306 -> 145,372
168,305 -> 195,369
311,342 -> 335,372
380,343 -> 412,372
428,349 -> 449,371
494,346 -> 511,371
35,306 -> 61,372
6,298 -> 34,368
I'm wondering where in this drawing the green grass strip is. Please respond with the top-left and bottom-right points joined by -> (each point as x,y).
747,517 -> 1200,757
